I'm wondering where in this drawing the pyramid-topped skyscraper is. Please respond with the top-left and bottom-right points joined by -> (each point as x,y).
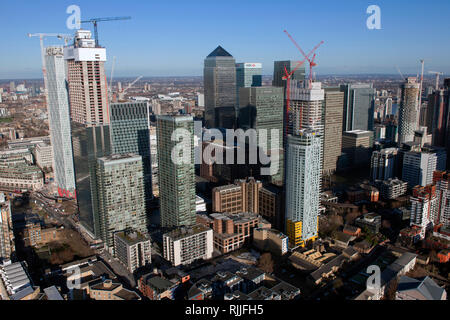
204,46 -> 236,128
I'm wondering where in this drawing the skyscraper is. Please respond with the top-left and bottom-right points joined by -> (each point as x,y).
322,87 -> 344,174
156,115 -> 196,228
340,83 -> 375,132
398,77 -> 420,144
238,86 -> 284,184
427,86 -> 449,148
95,154 -> 147,252
285,81 -> 324,247
110,102 -> 152,203
45,46 -> 76,198
235,62 -> 262,105
65,29 -> 111,238
272,61 -> 306,88
204,46 -> 236,128
285,130 -> 322,247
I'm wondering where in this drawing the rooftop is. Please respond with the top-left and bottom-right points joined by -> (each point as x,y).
207,46 -> 233,58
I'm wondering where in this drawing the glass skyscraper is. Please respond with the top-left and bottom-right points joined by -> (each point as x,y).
110,102 -> 152,204
340,83 -> 375,132
236,62 -> 262,106
156,115 -> 196,228
238,86 -> 284,185
272,61 -> 306,88
204,46 -> 236,129
45,46 -> 76,198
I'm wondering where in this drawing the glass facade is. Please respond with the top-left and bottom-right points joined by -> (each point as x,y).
71,123 -> 112,237
340,83 -> 376,132
45,47 -> 76,198
236,63 -> 262,106
238,87 -> 284,184
110,102 -> 152,203
156,115 -> 196,228
204,46 -> 237,128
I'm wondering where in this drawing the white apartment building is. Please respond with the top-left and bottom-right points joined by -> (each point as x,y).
114,231 -> 151,273
163,225 -> 213,267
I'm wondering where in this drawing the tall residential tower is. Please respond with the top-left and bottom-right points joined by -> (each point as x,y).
156,115 -> 196,228
45,46 -> 76,198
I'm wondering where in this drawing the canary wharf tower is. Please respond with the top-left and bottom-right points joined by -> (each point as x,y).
204,46 -> 237,129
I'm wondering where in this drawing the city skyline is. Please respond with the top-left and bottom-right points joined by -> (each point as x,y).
2,0 -> 450,79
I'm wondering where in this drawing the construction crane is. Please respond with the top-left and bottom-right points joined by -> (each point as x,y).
428,71 -> 443,90
282,30 -> 323,139
79,16 -> 131,47
284,30 -> 324,88
118,76 -> 143,101
395,66 -> 404,80
281,31 -> 323,140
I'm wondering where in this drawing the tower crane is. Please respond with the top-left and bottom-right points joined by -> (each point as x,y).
79,16 -> 131,47
118,76 -> 143,101
428,71 -> 443,90
284,30 -> 324,89
281,31 -> 323,141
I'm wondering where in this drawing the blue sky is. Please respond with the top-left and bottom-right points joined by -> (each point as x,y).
1,0 -> 450,79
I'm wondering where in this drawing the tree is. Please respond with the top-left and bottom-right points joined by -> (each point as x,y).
258,252 -> 274,274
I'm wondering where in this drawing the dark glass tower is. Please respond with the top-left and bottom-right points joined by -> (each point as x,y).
204,46 -> 236,129
110,102 -> 152,206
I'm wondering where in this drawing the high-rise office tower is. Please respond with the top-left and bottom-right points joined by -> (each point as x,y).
110,102 -> 152,203
238,86 -> 284,184
322,87 -> 344,174
370,148 -> 400,181
95,154 -> 147,252
433,171 -> 450,228
65,29 -> 111,238
236,63 -> 262,106
427,86 -> 449,148
340,83 -> 375,132
204,46 -> 236,128
285,130 -> 322,247
272,61 -> 306,88
45,46 -> 76,198
342,130 -> 374,168
0,194 -> 14,260
9,81 -> 15,93
156,115 -> 196,228
398,77 -> 420,144
410,185 -> 438,240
